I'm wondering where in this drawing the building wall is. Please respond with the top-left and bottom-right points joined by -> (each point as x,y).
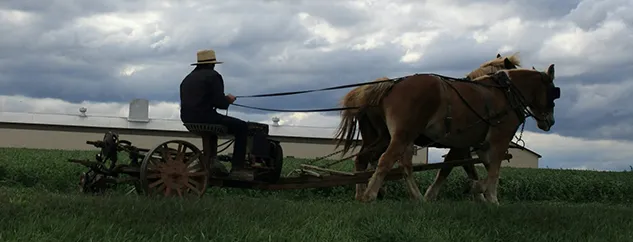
0,126 -> 429,164
470,148 -> 539,168
504,148 -> 539,168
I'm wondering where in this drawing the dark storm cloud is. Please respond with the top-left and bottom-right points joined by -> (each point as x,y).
447,0 -> 583,20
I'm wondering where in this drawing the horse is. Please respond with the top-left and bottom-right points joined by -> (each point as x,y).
335,53 -> 522,201
335,62 -> 559,204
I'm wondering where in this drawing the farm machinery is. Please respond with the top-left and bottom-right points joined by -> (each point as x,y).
69,121 -> 508,197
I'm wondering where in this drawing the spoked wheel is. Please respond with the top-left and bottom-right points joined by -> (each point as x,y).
139,140 -> 209,198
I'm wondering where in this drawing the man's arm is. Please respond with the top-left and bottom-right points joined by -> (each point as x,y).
209,72 -> 231,110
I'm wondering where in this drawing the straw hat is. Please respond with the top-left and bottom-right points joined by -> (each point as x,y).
191,49 -> 224,65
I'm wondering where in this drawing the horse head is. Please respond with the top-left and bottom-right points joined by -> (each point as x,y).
507,65 -> 560,131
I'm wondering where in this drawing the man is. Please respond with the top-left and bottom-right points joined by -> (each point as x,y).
179,49 -> 253,181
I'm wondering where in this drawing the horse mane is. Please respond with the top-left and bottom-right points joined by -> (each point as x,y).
466,52 -> 521,80
481,52 -> 521,68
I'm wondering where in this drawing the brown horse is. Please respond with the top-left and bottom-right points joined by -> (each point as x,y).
336,63 -> 559,204
336,53 -> 521,201
424,66 -> 545,202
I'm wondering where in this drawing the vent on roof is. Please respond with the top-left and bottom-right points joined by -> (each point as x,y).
79,107 -> 87,117
128,99 -> 150,123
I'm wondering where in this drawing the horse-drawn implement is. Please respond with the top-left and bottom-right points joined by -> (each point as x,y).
69,121 -> 509,197
68,53 -> 559,204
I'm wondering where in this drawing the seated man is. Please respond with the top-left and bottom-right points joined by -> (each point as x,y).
179,49 -> 253,181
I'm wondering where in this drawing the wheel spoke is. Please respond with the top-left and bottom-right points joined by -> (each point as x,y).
161,144 -> 173,163
175,143 -> 187,163
164,186 -> 172,196
189,179 -> 202,188
176,187 -> 183,197
149,178 -> 164,188
147,173 -> 161,179
185,182 -> 203,196
185,152 -> 201,167
148,157 -> 162,167
154,183 -> 166,195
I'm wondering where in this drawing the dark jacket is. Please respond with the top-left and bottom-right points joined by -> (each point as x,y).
179,66 -> 231,123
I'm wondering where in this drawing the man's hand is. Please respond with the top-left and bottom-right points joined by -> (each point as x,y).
226,94 -> 236,104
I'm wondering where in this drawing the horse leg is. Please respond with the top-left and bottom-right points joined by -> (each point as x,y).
423,147 -> 469,201
355,145 -> 388,200
367,158 -> 388,199
354,146 -> 371,201
458,150 -> 487,202
482,145 -> 510,204
472,140 -> 511,205
355,116 -> 387,200
362,132 -> 413,203
461,162 -> 487,202
399,143 -> 422,200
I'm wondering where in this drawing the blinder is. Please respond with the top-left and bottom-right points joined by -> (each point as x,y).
546,86 -> 561,108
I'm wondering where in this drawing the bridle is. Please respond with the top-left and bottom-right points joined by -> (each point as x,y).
493,70 -> 560,123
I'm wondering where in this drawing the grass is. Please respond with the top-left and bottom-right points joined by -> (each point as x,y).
1,147 -> 633,241
2,147 -> 633,203
2,187 -> 633,242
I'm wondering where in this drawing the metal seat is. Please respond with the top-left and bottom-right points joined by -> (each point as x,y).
182,123 -> 230,169
183,123 -> 229,136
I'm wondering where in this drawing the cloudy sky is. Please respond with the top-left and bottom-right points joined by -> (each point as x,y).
1,0 -> 632,171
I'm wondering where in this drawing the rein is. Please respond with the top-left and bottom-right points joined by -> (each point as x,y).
234,78 -> 398,98
230,103 -> 360,113
230,74 -> 425,113
230,77 -> 402,112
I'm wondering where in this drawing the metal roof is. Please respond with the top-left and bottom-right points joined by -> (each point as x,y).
0,111 -> 345,140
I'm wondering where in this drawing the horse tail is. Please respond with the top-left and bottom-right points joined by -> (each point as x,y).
334,108 -> 360,155
334,77 -> 395,155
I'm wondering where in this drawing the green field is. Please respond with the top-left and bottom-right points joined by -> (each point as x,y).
1,147 -> 633,241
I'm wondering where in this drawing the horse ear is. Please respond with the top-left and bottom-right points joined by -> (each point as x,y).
496,53 -> 501,58
503,58 -> 515,69
532,66 -> 536,70
546,64 -> 555,79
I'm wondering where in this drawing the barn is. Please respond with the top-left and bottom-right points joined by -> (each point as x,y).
0,99 -> 541,167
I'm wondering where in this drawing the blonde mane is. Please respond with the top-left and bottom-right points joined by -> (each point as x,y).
466,52 -> 521,80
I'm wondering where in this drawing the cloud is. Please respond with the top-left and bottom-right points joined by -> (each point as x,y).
0,0 -> 632,156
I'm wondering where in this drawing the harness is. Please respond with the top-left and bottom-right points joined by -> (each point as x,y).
435,71 -> 560,150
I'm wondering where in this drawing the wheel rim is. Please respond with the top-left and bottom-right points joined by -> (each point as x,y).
140,140 -> 209,197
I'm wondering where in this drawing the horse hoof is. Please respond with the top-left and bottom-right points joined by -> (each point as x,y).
473,194 -> 487,203
359,194 -> 376,203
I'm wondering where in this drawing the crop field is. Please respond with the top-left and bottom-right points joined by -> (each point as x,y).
1,147 -> 633,241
